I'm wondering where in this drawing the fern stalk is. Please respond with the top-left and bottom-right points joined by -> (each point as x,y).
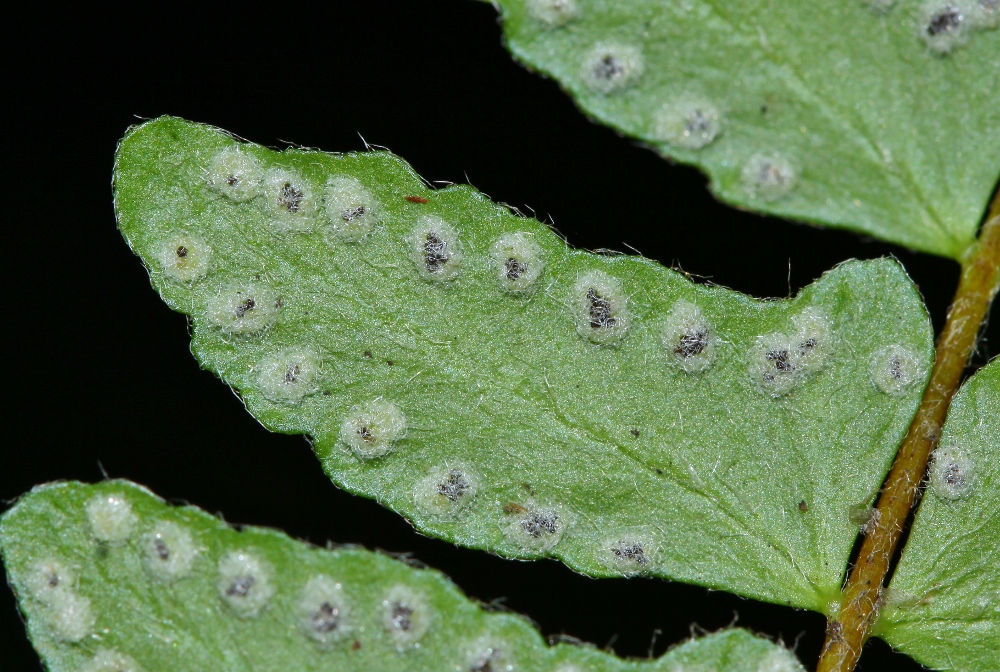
819,189 -> 1000,672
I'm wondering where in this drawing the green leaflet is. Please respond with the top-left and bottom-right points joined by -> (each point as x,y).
113,116 -> 934,613
0,479 -> 809,672
486,0 -> 1000,260
876,359 -> 1000,672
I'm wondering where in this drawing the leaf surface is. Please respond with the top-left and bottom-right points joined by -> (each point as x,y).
113,116 -> 935,612
488,0 -> 1000,259
876,358 -> 1000,672
0,479 -> 808,672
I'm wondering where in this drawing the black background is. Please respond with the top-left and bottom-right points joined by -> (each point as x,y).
3,2 -> 996,670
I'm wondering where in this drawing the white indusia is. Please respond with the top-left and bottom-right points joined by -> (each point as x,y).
204,282 -> 280,334
381,584 -> 432,650
581,42 -> 645,95
490,232 -> 545,293
156,233 -> 213,284
262,167 -> 317,233
254,345 -> 323,404
741,152 -> 797,201
408,215 -> 463,282
920,1 -> 973,53
25,557 -> 94,643
599,531 -> 657,577
661,299 -> 716,373
216,550 -> 276,618
85,493 -> 137,543
502,502 -> 568,552
527,0 -> 581,28
790,308 -> 834,367
654,95 -> 724,150
81,649 -> 142,672
928,444 -> 977,500
42,589 -> 94,643
464,634 -> 516,672
572,270 -> 631,345
868,344 -> 927,396
748,308 -> 833,397
142,520 -> 198,582
297,575 -> 351,646
26,558 -> 75,601
206,146 -> 262,202
339,399 -> 407,460
412,463 -> 478,518
322,175 -> 380,242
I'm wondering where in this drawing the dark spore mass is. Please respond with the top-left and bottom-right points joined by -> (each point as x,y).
675,327 -> 709,358
470,652 -> 500,672
888,357 -> 903,380
505,257 -> 527,281
685,110 -> 711,135
521,511 -> 559,538
391,603 -> 414,631
176,246 -> 188,258
342,205 -> 365,221
612,542 -> 648,565
927,5 -> 962,35
766,350 -> 793,372
594,54 -> 624,80
424,232 -> 449,273
226,575 -> 256,597
587,288 -> 616,329
154,538 -> 170,561
279,181 -> 304,213
311,601 -> 341,634
235,298 -> 256,318
943,462 -> 966,488
437,470 -> 471,503
284,364 -> 300,384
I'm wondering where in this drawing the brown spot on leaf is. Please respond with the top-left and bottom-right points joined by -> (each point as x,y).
502,502 -> 529,515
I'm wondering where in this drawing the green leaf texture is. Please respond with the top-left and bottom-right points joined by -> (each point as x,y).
488,0 -> 1000,259
0,479 -> 809,672
114,116 -> 934,612
876,358 -> 1000,672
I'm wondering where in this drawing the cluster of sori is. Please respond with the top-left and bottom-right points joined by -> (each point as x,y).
11,483 -> 815,672
910,0 -> 1000,53
524,0 -> 998,209
525,0 -> 801,201
21,491 -> 477,671
145,139 -> 707,573
573,37 -> 800,202
140,138 -> 930,575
